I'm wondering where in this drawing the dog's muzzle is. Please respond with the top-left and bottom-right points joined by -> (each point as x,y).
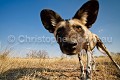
62,41 -> 78,55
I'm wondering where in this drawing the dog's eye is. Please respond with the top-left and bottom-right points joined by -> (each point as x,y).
76,26 -> 82,31
57,27 -> 64,34
76,26 -> 82,29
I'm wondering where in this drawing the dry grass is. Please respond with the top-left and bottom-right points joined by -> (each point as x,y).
0,55 -> 120,80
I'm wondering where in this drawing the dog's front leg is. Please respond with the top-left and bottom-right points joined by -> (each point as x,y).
91,51 -> 96,71
86,51 -> 92,80
78,53 -> 85,80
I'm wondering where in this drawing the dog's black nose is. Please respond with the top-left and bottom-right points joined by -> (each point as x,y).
63,41 -> 77,48
62,41 -> 77,52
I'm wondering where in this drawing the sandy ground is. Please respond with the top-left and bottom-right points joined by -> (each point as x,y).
0,56 -> 120,80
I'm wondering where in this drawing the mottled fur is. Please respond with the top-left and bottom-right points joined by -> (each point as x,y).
40,0 -> 120,80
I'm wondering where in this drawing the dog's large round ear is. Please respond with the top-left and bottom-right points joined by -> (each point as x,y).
73,0 -> 99,28
40,9 -> 63,33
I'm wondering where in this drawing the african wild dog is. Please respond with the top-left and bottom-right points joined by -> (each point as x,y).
40,0 -> 120,80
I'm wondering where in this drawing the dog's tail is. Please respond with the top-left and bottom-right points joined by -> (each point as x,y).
96,37 -> 120,70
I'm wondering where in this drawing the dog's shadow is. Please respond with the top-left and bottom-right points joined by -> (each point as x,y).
0,68 -> 48,80
0,67 -> 78,80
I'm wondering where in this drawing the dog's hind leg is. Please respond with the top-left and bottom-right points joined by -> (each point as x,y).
96,37 -> 120,70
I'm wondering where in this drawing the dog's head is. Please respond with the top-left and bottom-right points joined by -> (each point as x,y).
40,0 -> 99,55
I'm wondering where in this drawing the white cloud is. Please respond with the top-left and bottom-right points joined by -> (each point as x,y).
98,29 -> 103,33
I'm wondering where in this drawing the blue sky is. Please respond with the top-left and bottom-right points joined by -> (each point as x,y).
0,0 -> 120,57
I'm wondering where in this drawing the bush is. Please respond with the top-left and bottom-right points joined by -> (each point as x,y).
0,48 -> 11,59
26,50 -> 49,59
